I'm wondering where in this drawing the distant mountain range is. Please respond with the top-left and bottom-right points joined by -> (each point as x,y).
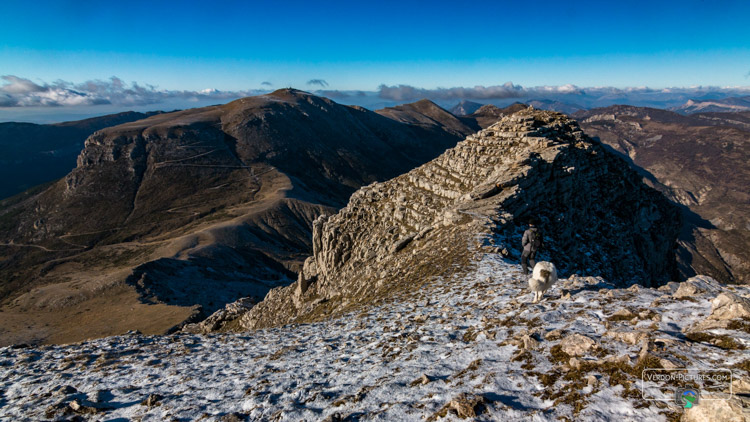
449,99 -> 584,116
671,95 -> 750,114
526,99 -> 584,115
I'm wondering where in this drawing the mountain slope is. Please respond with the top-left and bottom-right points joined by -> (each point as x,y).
461,103 -> 528,129
575,106 -> 750,284
375,99 -> 477,139
0,89 -> 467,345
0,111 -> 160,199
5,261 -> 749,421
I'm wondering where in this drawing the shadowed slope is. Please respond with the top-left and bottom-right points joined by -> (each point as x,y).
575,106 -> 750,284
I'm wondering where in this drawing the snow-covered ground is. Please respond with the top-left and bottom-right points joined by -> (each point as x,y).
1,254 -> 749,421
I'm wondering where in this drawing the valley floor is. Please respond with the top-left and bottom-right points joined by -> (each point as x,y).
1,254 -> 749,421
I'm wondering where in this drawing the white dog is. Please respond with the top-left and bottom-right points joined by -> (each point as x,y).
528,261 -> 558,303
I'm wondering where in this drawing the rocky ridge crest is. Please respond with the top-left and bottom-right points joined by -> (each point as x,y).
195,108 -> 682,333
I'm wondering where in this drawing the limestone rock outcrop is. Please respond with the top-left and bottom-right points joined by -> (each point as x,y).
690,284 -> 750,331
673,275 -> 723,299
559,334 -> 597,357
709,292 -> 750,321
181,297 -> 255,334
682,392 -> 750,422
237,108 -> 682,330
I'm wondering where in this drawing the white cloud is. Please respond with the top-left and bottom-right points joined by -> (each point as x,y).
307,79 -> 329,88
377,82 -> 526,101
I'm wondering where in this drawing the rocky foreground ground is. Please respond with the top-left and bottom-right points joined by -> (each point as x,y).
2,251 -> 749,421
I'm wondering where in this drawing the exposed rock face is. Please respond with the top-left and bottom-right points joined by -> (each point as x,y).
682,393 -> 750,422
575,106 -> 750,284
690,280 -> 750,331
0,111 -> 160,199
709,293 -> 750,320
673,275 -> 723,299
181,297 -> 255,334
237,108 -> 681,330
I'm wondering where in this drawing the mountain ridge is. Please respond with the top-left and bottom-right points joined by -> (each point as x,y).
190,107 -> 682,333
449,100 -> 484,116
673,95 -> 750,114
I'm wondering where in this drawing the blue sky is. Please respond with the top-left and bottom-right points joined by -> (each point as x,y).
1,0 -> 750,122
2,0 -> 749,91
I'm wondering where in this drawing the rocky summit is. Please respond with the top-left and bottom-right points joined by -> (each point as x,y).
191,107 -> 681,333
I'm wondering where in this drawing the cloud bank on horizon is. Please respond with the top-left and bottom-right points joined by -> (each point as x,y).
0,75 -> 266,108
2,75 -> 750,112
376,82 -> 578,101
374,83 -> 750,103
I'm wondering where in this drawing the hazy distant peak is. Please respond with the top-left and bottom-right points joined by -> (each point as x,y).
449,100 -> 483,116
673,95 -> 750,114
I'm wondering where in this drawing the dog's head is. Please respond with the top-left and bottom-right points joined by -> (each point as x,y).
539,269 -> 551,282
